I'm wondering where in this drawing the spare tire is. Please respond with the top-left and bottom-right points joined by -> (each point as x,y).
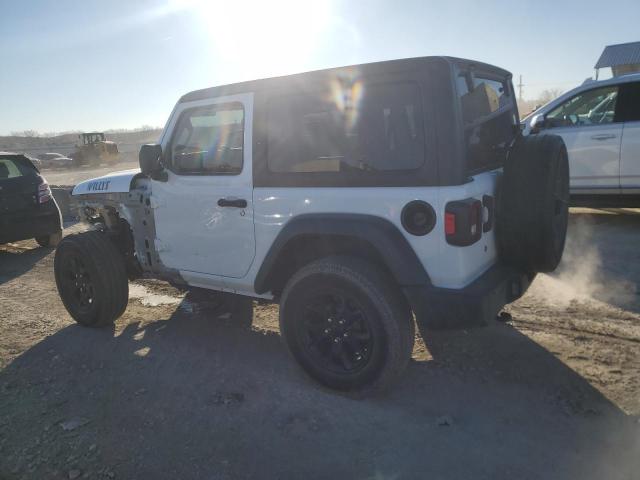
497,134 -> 569,273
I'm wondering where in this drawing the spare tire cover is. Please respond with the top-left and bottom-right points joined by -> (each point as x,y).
497,134 -> 569,273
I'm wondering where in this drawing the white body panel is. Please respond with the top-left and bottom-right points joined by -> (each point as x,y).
621,121 -> 640,191
173,175 -> 499,295
72,169 -> 141,195
249,174 -> 498,290
152,171 -> 499,295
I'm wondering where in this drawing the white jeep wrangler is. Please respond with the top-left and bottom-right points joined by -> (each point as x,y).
55,57 -> 569,393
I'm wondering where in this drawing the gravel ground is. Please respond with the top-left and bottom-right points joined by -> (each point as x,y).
0,211 -> 639,479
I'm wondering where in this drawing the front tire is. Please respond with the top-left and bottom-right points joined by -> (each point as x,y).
54,231 -> 129,327
279,256 -> 414,394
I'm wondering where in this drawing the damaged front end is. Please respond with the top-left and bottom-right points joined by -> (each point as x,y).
72,173 -> 184,284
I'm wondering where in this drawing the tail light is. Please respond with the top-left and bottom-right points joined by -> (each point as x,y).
38,180 -> 52,204
445,198 -> 483,246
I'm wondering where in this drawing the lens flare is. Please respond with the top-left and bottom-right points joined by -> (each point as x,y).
326,73 -> 364,131
167,0 -> 333,78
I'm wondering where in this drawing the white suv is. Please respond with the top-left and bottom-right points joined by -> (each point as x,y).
523,73 -> 640,206
55,57 -> 569,393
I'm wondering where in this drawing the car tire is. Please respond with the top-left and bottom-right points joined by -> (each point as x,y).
54,230 -> 129,327
35,229 -> 63,248
279,256 -> 414,394
497,134 -> 570,273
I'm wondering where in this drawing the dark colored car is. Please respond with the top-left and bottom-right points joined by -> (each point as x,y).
0,153 -> 62,247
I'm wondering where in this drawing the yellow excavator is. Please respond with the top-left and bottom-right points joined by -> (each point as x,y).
71,132 -> 119,166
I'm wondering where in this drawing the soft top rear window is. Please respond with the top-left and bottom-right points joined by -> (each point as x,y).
458,75 -> 510,125
456,69 -> 518,173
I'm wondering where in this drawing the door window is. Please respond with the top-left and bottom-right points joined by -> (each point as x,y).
169,102 -> 244,175
546,86 -> 618,128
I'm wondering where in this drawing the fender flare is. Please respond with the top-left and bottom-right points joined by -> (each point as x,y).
253,213 -> 431,294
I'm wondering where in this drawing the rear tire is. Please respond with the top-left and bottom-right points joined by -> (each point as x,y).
279,256 -> 414,394
54,231 -> 129,327
35,229 -> 62,248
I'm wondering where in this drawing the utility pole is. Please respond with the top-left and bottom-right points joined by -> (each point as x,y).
517,75 -> 524,102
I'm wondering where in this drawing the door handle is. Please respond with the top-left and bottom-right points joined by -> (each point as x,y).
590,134 -> 616,140
217,197 -> 248,208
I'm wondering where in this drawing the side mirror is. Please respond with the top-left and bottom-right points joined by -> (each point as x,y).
530,114 -> 546,134
139,144 -> 163,175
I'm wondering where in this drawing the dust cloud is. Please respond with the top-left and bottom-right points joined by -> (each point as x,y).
525,214 -> 637,309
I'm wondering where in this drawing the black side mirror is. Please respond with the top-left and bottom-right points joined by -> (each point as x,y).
530,114 -> 546,134
139,144 -> 163,175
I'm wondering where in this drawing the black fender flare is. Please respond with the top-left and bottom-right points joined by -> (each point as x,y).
253,213 -> 431,294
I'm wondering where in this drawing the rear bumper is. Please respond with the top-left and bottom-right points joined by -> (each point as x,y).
404,264 -> 534,330
0,200 -> 62,244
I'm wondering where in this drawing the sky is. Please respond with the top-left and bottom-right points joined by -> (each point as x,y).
1,0 -> 639,135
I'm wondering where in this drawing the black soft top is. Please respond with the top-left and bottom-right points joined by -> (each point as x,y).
179,56 -> 512,103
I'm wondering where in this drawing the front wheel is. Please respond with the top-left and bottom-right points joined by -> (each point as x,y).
279,256 -> 414,394
54,231 -> 129,327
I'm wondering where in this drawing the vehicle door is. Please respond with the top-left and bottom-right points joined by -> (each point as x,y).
151,93 -> 256,278
543,84 -> 622,191
617,81 -> 640,192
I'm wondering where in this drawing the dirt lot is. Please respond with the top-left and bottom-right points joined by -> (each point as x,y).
1,210 -> 639,479
42,159 -> 140,187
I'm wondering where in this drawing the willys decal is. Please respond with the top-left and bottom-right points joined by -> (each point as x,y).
86,180 -> 111,192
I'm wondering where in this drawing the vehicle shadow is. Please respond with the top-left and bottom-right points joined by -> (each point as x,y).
0,243 -> 51,285
1,297 -> 637,479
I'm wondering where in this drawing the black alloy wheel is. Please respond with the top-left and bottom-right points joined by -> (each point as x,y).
54,231 -> 129,327
279,256 -> 414,393
59,256 -> 96,315
297,291 -> 374,375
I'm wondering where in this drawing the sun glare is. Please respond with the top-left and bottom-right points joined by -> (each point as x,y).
168,0 -> 333,78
